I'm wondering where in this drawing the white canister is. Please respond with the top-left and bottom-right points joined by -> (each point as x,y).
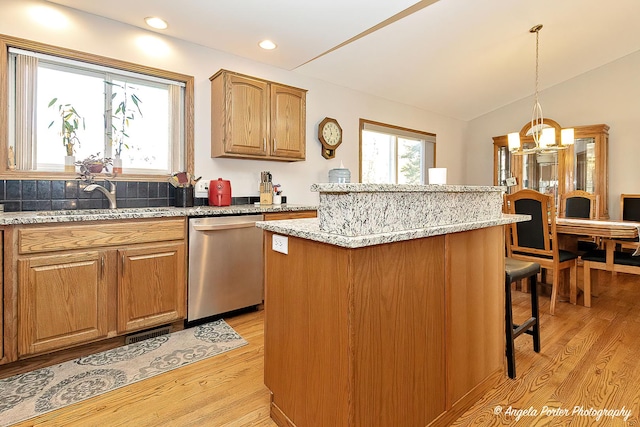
273,194 -> 282,205
328,168 -> 351,183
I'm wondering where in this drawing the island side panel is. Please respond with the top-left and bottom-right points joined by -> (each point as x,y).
264,232 -> 351,427
446,226 -> 505,407
351,236 -> 447,427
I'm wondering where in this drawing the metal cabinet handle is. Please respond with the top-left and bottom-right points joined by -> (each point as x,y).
122,254 -> 125,275
263,138 -> 266,152
101,256 -> 105,279
273,138 -> 277,151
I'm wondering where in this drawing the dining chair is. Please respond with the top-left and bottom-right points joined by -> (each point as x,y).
559,190 -> 599,220
558,190 -> 600,252
616,194 -> 640,252
504,189 -> 578,315
621,194 -> 640,222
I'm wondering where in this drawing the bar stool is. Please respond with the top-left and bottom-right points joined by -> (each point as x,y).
505,258 -> 541,379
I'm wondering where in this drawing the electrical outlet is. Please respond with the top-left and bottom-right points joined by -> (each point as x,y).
272,234 -> 288,254
195,180 -> 209,198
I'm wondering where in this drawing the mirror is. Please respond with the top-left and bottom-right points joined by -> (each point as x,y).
574,137 -> 596,193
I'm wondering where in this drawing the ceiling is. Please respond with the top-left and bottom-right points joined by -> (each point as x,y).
46,0 -> 640,121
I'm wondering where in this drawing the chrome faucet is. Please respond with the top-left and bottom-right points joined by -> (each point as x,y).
84,180 -> 117,209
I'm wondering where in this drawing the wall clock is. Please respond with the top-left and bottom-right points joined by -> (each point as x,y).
318,117 -> 342,159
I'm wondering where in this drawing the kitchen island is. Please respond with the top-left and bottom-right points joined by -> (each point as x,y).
257,184 -> 527,427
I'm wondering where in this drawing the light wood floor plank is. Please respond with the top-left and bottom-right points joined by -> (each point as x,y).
10,271 -> 640,426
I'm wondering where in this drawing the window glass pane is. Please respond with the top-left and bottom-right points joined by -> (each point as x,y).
110,79 -> 170,172
37,65 -> 104,170
361,130 -> 394,184
9,45 -> 187,177
398,138 -> 423,184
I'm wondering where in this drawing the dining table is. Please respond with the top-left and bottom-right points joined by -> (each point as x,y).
556,217 -> 640,259
556,217 -> 640,305
556,217 -> 640,241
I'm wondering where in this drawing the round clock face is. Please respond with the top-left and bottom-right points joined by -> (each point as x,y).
322,122 -> 342,146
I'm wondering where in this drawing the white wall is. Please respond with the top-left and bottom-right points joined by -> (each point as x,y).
1,0 -> 468,205
465,49 -> 640,219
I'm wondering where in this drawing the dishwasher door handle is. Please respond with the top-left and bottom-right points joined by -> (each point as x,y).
192,222 -> 257,231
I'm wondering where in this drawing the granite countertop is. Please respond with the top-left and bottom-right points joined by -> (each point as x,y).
257,214 -> 529,249
0,204 -> 318,225
310,183 -> 507,193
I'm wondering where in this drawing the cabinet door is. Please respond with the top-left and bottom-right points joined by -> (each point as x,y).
18,251 -> 108,356
117,242 -> 185,333
270,84 -> 306,160
223,74 -> 269,156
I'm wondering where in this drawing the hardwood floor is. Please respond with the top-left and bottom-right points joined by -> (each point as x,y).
12,270 -> 640,426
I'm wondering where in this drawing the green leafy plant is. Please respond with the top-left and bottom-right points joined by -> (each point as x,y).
106,81 -> 143,158
47,98 -> 85,156
76,153 -> 113,181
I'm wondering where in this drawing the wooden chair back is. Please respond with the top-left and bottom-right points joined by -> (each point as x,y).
621,194 -> 640,222
504,189 -> 557,259
559,190 -> 599,219
504,189 -> 578,315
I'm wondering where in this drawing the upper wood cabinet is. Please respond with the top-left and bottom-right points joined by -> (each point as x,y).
493,121 -> 609,219
210,70 -> 307,161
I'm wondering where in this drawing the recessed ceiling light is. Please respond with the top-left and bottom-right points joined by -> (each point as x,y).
145,17 -> 168,30
259,40 -> 277,50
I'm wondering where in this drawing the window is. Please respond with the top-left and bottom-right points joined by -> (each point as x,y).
1,35 -> 193,179
360,119 -> 435,184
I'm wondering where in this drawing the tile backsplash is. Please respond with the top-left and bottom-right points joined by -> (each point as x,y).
0,180 -> 283,212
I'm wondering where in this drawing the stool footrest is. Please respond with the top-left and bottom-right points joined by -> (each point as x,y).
513,318 -> 537,339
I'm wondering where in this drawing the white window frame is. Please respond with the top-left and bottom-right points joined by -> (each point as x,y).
359,119 -> 436,184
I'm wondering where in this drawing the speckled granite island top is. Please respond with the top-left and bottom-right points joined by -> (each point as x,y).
256,215 -> 528,248
257,184 -> 528,248
311,183 -> 508,237
0,204 -> 317,225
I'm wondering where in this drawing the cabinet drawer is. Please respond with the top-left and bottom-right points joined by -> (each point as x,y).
263,210 -> 317,221
18,218 -> 186,254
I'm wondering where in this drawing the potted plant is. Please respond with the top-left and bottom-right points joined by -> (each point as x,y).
106,81 -> 143,173
76,153 -> 112,179
48,98 -> 84,172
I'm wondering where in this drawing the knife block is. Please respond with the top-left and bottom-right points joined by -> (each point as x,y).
260,191 -> 273,205
260,182 -> 273,205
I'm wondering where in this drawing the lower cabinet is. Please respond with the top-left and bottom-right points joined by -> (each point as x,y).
118,243 -> 185,333
18,252 -> 108,356
263,210 -> 317,221
14,218 -> 186,358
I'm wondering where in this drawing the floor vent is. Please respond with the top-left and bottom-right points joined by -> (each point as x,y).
125,325 -> 171,345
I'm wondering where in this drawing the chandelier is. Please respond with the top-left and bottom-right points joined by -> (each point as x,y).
508,25 -> 574,154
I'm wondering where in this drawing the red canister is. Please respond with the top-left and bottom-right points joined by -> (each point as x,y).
208,178 -> 232,206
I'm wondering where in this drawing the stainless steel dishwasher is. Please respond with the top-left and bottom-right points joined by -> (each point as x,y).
188,215 -> 264,322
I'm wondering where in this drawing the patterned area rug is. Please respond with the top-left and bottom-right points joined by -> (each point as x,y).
0,319 -> 247,427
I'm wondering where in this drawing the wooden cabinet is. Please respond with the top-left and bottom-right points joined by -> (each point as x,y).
210,69 -> 306,161
118,243 -> 185,333
264,226 -> 504,427
269,83 -> 306,159
263,210 -> 317,221
12,218 -> 186,358
493,121 -> 609,218
18,252 -> 108,356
